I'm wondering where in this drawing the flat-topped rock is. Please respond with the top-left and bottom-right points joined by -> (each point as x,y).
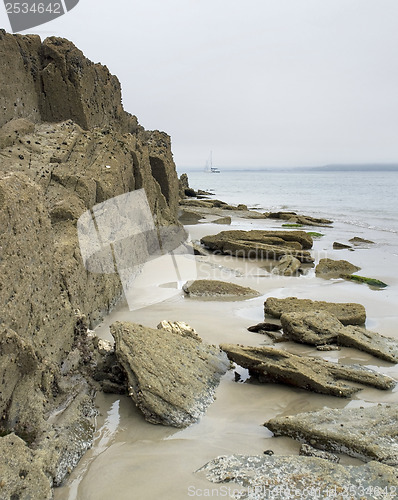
315,258 -> 361,279
201,230 -> 314,263
183,279 -> 260,299
264,297 -> 366,325
202,229 -> 313,250
349,237 -> 375,246
280,310 -> 398,362
280,311 -> 343,345
220,343 -> 395,397
266,211 -> 333,225
266,404 -> 398,466
196,454 -> 398,498
339,325 -> 398,363
111,322 -> 229,427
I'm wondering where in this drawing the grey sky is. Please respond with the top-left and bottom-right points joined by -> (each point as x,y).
2,0 -> 398,168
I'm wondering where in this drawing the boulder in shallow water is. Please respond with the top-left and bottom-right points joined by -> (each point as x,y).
333,241 -> 352,249
280,310 -> 398,362
272,255 -> 302,276
315,258 -> 361,279
264,296 -> 366,325
220,343 -> 395,397
266,404 -> 398,466
111,322 -> 229,427
338,325 -> 398,363
349,236 -> 375,246
280,310 -> 342,345
183,279 -> 260,299
212,216 -> 232,225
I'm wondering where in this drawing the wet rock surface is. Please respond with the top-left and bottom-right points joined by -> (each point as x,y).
333,241 -> 353,249
201,230 -> 314,263
272,255 -> 302,275
220,343 -> 395,397
299,443 -> 340,463
264,297 -> 366,325
265,211 -> 333,226
280,311 -> 343,345
111,322 -> 229,427
183,280 -> 260,299
338,325 -> 398,363
213,216 -> 232,225
266,404 -> 398,466
196,454 -> 398,499
349,236 -> 375,246
315,258 -> 361,279
280,310 -> 398,362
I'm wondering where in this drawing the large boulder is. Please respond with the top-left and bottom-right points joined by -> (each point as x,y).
111,322 -> 229,427
266,404 -> 398,466
196,454 -> 398,498
315,258 -> 361,279
220,344 -> 395,397
264,297 -> 366,325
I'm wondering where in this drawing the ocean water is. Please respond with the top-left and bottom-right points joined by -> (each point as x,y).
182,168 -> 398,235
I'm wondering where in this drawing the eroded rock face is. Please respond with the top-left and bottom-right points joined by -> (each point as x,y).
183,280 -> 260,299
0,434 -> 52,500
111,322 -> 229,427
266,404 -> 398,466
220,343 -> 395,397
196,454 -> 398,498
264,297 -> 366,325
0,31 -> 181,494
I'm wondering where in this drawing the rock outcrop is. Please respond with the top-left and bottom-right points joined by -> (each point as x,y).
315,258 -> 361,279
265,211 -> 333,226
201,230 -> 314,263
266,404 -> 398,466
196,454 -> 398,498
220,344 -> 395,397
0,31 -> 181,494
280,311 -> 398,362
183,280 -> 260,299
264,297 -> 366,325
111,322 -> 229,427
272,255 -> 302,275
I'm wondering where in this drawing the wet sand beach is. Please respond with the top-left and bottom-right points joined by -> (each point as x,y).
54,204 -> 398,500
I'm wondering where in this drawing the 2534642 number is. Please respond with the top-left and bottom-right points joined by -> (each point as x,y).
5,2 -> 62,14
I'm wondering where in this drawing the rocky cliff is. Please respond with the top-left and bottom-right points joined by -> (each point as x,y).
0,31 -> 180,498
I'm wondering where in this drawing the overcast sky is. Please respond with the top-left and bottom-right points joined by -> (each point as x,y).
1,0 -> 398,168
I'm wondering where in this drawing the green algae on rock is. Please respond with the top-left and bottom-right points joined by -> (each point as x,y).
342,274 -> 388,288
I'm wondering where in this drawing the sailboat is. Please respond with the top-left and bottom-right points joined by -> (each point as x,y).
204,151 -> 220,173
